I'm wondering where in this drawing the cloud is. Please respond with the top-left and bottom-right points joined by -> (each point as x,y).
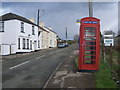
0,7 -> 13,15
94,2 -> 118,35
1,2 -> 118,39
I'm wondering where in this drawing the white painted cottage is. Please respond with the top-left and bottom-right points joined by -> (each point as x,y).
39,22 -> 57,49
0,13 -> 40,55
44,27 -> 57,48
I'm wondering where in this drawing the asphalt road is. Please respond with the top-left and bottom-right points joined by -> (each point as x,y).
2,44 -> 78,88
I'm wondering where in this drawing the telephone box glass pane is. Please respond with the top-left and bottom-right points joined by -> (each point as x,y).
85,32 -> 96,36
84,51 -> 96,55
86,41 -> 96,45
84,60 -> 95,64
85,46 -> 96,50
85,37 -> 96,40
84,56 -> 96,59
84,27 -> 96,32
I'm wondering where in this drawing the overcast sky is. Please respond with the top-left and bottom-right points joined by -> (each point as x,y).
0,2 -> 118,39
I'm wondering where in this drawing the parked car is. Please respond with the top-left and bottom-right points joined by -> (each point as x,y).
58,43 -> 66,48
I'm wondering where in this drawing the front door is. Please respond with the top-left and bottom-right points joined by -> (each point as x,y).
34,41 -> 37,51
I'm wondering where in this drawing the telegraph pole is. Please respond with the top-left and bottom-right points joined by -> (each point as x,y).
66,27 -> 67,40
37,9 -> 44,26
37,9 -> 40,26
89,0 -> 93,17
88,0 -> 94,60
65,27 -> 68,44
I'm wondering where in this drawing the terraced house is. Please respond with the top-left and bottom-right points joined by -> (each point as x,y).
0,13 -> 57,55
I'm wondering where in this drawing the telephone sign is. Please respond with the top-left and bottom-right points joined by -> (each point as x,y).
83,21 -> 98,24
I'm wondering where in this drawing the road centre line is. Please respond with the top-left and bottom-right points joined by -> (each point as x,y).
36,55 -> 45,59
9,61 -> 30,70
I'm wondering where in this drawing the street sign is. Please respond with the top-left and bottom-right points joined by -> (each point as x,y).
76,19 -> 80,23
104,39 -> 114,46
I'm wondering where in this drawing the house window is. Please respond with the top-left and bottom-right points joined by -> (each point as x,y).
32,26 -> 35,35
27,39 -> 29,49
38,40 -> 40,48
23,38 -> 25,49
18,38 -> 20,49
21,22 -> 24,33
30,40 -> 32,50
50,40 -> 52,45
0,21 -> 4,32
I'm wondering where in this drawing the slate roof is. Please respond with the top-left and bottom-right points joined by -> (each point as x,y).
44,26 -> 57,34
0,13 -> 55,33
0,13 -> 38,26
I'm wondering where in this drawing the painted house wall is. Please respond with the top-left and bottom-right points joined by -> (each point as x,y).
16,20 -> 39,52
53,33 -> 57,47
49,31 -> 56,47
41,30 -> 49,49
0,20 -> 17,55
0,14 -> 58,55
0,19 -> 39,55
41,27 -> 57,49
49,31 -> 57,48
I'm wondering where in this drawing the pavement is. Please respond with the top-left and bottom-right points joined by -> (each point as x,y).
2,44 -> 79,88
45,50 -> 96,88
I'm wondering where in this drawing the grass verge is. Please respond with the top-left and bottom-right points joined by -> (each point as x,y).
95,60 -> 117,88
74,56 -> 117,88
75,56 -> 78,68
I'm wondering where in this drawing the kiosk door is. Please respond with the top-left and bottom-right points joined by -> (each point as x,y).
81,26 -> 97,70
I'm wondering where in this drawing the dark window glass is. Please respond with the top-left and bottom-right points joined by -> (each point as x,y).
18,38 -> 20,49
21,22 -> 24,33
32,26 -> 35,35
23,38 -> 25,49
0,21 -> 4,32
27,39 -> 29,49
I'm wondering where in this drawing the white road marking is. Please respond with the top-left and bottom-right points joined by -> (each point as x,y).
9,61 -> 30,70
36,55 -> 45,59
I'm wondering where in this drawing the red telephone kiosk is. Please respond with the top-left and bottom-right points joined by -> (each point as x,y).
78,17 -> 100,71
